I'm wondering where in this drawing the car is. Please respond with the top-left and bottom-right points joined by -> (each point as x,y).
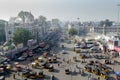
38,70 -> 45,78
29,71 -> 37,79
74,44 -> 80,48
13,56 -> 26,61
65,68 -> 70,74
17,56 -> 26,61
62,50 -> 67,54
86,44 -> 94,48
48,65 -> 54,72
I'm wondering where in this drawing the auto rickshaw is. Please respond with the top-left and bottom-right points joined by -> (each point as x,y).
94,60 -> 101,64
48,57 -> 52,63
100,71 -> 108,79
38,57 -> 44,62
22,70 -> 30,78
88,60 -> 94,65
48,65 -> 54,72
92,68 -> 100,75
40,61 -> 47,69
84,65 -> 92,72
31,62 -> 39,68
75,50 -> 81,53
73,57 -> 77,62
29,71 -> 37,79
38,70 -> 45,78
101,65 -> 109,73
52,57 -> 57,63
65,68 -> 70,74
94,63 -> 102,68
104,59 -> 111,64
6,64 -> 12,71
15,65 -> 22,71
79,54 -> 86,59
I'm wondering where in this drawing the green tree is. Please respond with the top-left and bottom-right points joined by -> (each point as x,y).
13,28 -> 33,46
100,19 -> 113,27
18,11 -> 34,23
68,28 -> 77,36
0,20 -> 7,43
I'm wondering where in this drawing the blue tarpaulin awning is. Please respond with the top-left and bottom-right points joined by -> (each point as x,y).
115,72 -> 120,76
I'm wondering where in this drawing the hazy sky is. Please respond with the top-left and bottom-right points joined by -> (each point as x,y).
0,0 -> 120,21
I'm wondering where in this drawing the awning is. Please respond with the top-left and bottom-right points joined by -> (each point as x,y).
115,72 -> 120,76
114,46 -> 120,52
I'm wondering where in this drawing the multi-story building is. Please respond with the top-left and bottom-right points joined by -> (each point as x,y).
5,15 -> 51,42
90,26 -> 120,34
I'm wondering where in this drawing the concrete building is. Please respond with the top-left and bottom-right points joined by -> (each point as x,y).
90,26 -> 120,34
5,15 -> 51,41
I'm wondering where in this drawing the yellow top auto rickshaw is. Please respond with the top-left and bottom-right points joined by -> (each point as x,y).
52,57 -> 57,63
92,68 -> 100,75
73,56 -> 77,62
79,54 -> 86,59
65,68 -> 70,74
48,57 -> 52,63
40,61 -> 47,69
104,59 -> 111,64
22,70 -> 30,78
100,71 -> 108,79
6,64 -> 12,70
31,62 -> 39,68
101,65 -> 109,73
38,70 -> 44,78
38,57 -> 44,62
29,71 -> 37,79
84,65 -> 92,72
48,65 -> 54,72
94,63 -> 102,68
87,60 -> 94,65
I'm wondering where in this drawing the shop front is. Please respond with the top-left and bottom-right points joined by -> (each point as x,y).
114,46 -> 120,57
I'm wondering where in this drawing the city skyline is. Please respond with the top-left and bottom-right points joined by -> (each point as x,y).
0,0 -> 120,21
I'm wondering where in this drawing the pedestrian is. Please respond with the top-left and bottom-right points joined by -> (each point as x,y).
98,77 -> 100,80
13,74 -> 15,79
63,58 -> 65,62
88,73 -> 91,80
79,69 -> 81,74
17,71 -> 20,76
58,63 -> 60,67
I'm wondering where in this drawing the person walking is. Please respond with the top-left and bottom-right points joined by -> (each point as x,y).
98,77 -> 100,80
13,73 -> 15,79
58,63 -> 60,67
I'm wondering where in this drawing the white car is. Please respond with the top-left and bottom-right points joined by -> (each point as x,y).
74,44 -> 80,48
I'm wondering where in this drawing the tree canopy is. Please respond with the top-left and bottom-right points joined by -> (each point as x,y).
13,28 -> 33,46
68,28 -> 77,36
18,11 -> 34,23
0,20 -> 7,43
100,19 -> 113,27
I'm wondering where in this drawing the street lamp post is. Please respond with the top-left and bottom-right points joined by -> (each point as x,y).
77,18 -> 80,36
117,4 -> 120,34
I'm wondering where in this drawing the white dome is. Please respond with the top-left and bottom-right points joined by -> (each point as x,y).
14,17 -> 22,23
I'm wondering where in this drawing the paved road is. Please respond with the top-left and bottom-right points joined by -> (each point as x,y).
5,37 -> 118,80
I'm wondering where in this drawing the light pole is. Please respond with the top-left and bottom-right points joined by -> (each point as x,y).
77,18 -> 80,36
117,4 -> 120,34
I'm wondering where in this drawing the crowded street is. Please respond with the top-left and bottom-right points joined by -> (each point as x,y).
2,33 -> 120,80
